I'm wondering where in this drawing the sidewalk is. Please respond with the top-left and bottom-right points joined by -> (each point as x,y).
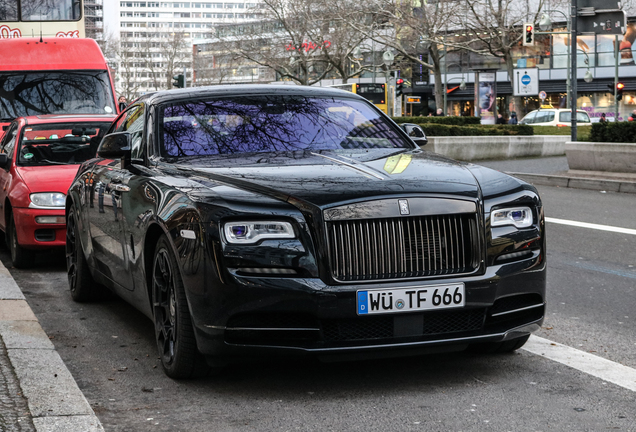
0,261 -> 103,432
475,155 -> 636,194
0,155 -> 633,432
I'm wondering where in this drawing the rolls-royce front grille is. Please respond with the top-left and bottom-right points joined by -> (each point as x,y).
326,214 -> 479,282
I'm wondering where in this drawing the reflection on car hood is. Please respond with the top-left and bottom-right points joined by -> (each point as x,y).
172,149 -> 481,208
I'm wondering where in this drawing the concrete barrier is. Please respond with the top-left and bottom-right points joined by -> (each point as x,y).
565,141 -> 636,173
426,136 -> 567,161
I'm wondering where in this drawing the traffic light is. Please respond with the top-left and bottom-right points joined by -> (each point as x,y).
396,78 -> 404,97
617,82 -> 625,101
523,23 -> 535,47
172,73 -> 185,88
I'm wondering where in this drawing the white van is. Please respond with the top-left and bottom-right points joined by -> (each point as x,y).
519,109 -> 591,127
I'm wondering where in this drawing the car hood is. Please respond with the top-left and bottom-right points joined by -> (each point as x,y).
17,165 -> 80,194
173,149 -> 482,208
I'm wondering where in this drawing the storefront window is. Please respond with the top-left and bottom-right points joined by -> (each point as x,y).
551,32 -> 594,68
597,25 -> 636,67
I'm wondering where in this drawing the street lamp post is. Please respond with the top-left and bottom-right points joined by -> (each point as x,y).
382,50 -> 394,116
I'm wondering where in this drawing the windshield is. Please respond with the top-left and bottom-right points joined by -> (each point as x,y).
18,122 -> 111,166
0,71 -> 116,121
160,95 -> 410,160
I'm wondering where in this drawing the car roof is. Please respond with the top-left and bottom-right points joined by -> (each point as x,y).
1,38 -> 108,71
17,115 -> 117,126
135,84 -> 367,106
530,108 -> 586,112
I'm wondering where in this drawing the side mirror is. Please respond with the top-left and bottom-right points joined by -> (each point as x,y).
97,132 -> 131,159
0,153 -> 8,169
400,123 -> 428,146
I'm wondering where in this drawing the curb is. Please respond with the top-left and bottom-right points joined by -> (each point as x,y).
0,261 -> 104,432
508,172 -> 636,194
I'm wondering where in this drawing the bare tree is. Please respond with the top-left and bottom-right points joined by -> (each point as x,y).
162,30 -> 190,89
193,47 -> 252,85
116,32 -> 143,101
209,0 -> 368,85
456,0 -> 546,112
345,0 -> 463,109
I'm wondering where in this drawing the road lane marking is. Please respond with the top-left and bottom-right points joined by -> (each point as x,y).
546,217 -> 636,236
523,335 -> 636,392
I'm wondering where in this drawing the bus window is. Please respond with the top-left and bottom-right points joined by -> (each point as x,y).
356,84 -> 386,105
21,0 -> 82,21
0,0 -> 85,37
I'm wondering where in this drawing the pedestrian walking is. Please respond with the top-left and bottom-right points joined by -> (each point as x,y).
599,112 -> 608,124
508,112 -> 518,125
496,113 -> 506,124
118,96 -> 127,112
629,110 -> 636,121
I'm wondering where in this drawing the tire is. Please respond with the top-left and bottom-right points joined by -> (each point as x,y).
8,213 -> 35,269
468,335 -> 530,354
66,205 -> 100,302
152,235 -> 210,379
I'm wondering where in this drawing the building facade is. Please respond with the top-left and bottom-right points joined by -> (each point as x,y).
115,1 -> 261,96
412,21 -> 636,122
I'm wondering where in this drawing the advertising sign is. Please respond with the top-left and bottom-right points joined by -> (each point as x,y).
478,72 -> 496,125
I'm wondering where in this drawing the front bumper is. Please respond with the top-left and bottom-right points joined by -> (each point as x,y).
188,252 -> 546,362
13,207 -> 66,249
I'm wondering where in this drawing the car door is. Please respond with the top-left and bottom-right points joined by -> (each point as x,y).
0,122 -> 19,233
86,105 -> 145,291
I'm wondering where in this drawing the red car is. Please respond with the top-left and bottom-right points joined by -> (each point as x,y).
0,115 -> 115,267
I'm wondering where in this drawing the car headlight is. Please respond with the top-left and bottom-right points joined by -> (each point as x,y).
491,206 -> 533,228
224,221 -> 295,244
29,192 -> 66,208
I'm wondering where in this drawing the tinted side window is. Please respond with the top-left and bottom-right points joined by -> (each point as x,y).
124,106 -> 145,160
1,123 -> 19,162
111,104 -> 145,159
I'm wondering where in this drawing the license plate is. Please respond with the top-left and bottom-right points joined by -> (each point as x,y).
356,283 -> 465,315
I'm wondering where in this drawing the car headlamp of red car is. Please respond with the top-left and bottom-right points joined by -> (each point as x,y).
29,192 -> 66,208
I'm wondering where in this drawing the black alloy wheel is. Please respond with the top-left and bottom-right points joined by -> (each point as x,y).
8,213 -> 34,268
66,205 -> 100,302
152,235 -> 209,379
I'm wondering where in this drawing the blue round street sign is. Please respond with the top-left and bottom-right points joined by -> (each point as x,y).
521,74 -> 531,85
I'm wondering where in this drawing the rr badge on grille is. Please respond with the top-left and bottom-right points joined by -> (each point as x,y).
398,199 -> 410,215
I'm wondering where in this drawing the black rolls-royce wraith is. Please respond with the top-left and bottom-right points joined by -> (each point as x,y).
66,85 -> 546,378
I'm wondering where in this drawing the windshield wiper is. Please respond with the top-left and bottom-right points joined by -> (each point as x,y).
38,159 -> 68,165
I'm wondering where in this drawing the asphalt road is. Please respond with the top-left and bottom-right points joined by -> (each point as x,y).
2,183 -> 636,432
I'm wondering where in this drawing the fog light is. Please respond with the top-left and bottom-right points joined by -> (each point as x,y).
238,268 -> 298,275
35,216 -> 66,224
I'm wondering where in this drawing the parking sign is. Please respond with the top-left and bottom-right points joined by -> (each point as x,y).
513,68 -> 539,96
